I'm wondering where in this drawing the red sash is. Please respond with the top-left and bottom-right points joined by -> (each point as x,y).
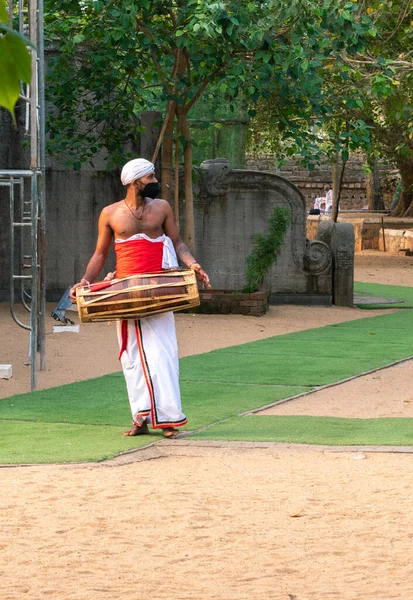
114,238 -> 164,278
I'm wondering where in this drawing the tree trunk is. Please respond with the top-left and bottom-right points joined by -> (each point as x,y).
174,136 -> 180,229
157,101 -> 176,203
331,162 -> 339,222
366,159 -> 384,211
397,159 -> 413,217
334,160 -> 346,223
177,107 -> 195,253
331,156 -> 347,223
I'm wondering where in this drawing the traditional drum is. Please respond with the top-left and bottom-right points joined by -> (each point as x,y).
76,269 -> 200,323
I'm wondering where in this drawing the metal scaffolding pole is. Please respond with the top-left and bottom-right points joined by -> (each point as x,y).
2,0 -> 46,391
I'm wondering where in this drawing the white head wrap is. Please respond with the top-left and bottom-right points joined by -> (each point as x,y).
120,158 -> 155,186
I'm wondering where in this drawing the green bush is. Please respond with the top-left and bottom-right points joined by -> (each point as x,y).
242,207 -> 290,293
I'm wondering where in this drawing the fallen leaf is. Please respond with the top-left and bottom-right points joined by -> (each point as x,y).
289,509 -> 305,518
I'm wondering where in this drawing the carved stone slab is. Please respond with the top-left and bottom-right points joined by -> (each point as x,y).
190,158 -> 333,303
316,221 -> 355,307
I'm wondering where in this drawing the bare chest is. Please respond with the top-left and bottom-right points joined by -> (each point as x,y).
111,202 -> 164,240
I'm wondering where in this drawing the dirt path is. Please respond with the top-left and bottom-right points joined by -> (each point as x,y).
1,251 -> 413,600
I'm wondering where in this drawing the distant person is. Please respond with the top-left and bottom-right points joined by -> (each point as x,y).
309,196 -> 322,215
313,197 -> 321,211
324,185 -> 333,213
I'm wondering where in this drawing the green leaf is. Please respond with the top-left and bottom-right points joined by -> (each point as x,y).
0,23 -> 35,49
110,30 -> 123,41
0,0 -> 7,22
0,67 -> 20,116
0,33 -> 31,83
0,39 -> 21,118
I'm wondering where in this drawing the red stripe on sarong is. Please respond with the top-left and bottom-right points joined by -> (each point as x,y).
134,320 -> 156,426
118,319 -> 128,360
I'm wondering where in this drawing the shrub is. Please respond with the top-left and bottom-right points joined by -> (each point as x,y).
242,207 -> 290,293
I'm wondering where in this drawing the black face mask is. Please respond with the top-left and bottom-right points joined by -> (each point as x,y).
140,182 -> 161,199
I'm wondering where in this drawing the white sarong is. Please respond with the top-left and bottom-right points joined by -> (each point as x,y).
115,233 -> 186,429
116,314 -> 186,428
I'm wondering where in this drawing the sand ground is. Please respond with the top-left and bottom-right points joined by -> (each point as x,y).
1,250 -> 413,600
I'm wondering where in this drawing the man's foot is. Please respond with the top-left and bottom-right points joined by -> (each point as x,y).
122,422 -> 150,436
162,427 -> 180,438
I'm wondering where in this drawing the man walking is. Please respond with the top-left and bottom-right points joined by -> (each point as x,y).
70,158 -> 210,438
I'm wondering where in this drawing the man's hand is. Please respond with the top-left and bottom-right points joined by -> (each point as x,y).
104,272 -> 116,281
190,263 -> 211,289
69,279 -> 89,303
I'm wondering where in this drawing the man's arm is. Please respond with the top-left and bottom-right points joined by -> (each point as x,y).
162,201 -> 211,289
69,208 -> 113,301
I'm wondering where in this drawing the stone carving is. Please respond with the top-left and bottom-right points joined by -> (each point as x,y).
316,221 -> 354,307
191,158 -> 333,304
224,169 -> 306,269
336,246 -> 353,271
198,158 -> 232,197
304,240 -> 332,274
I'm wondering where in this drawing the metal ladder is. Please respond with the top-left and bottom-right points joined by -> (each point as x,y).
2,0 -> 46,391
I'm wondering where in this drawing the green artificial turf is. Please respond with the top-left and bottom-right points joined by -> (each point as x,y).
0,374 -> 131,426
0,379 -> 308,430
0,421 -> 159,464
192,416 -> 413,446
354,281 -> 413,309
180,382 -> 309,430
2,305 -> 413,463
201,338 -> 413,360
180,311 -> 413,386
181,353 -> 391,387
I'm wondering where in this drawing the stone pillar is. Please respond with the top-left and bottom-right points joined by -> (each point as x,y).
140,110 -> 162,175
316,221 -> 355,307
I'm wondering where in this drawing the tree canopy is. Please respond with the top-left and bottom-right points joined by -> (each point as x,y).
250,0 -> 413,215
45,0 -> 382,247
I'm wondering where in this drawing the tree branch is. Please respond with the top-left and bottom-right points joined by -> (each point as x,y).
185,63 -> 227,112
383,0 -> 411,43
151,100 -> 176,163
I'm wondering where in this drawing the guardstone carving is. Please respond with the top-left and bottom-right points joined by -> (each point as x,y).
190,158 -> 336,305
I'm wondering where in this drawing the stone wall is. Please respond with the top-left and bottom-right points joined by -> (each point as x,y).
246,154 -> 394,211
307,214 -> 413,253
